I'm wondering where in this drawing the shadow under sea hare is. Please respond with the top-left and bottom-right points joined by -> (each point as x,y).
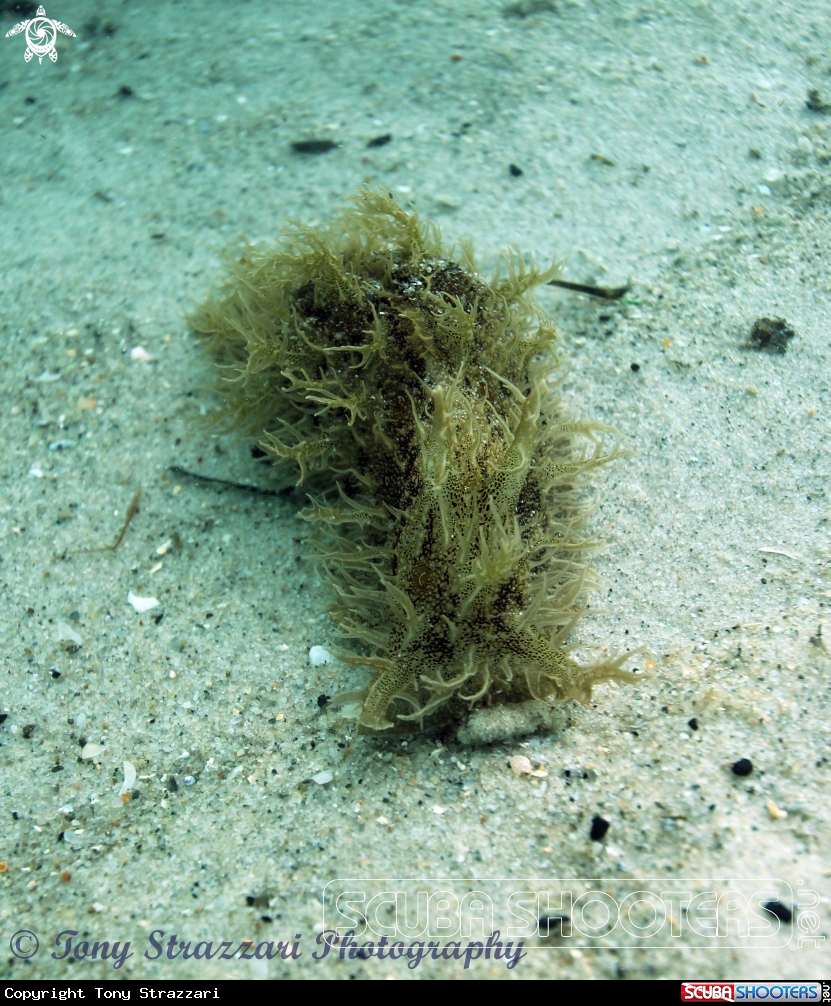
190,189 -> 638,734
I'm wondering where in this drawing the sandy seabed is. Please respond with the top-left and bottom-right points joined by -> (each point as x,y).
0,0 -> 829,981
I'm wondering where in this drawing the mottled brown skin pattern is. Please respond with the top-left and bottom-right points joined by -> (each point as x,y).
191,190 -> 637,734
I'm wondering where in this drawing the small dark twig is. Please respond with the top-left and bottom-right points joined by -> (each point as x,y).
548,279 -> 631,299
169,466 -> 283,497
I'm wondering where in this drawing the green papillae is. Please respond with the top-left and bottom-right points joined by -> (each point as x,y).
191,190 -> 637,734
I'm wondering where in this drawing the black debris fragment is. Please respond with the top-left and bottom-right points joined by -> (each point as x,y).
503,0 -> 558,17
509,163 -> 523,177
806,89 -> 831,113
366,134 -> 392,148
291,139 -> 339,155
539,914 -> 569,937
317,694 -> 331,709
22,724 -> 35,739
748,317 -> 795,354
732,758 -> 753,777
590,815 -> 610,841
688,717 -> 699,731
247,890 -> 272,909
762,900 -> 792,923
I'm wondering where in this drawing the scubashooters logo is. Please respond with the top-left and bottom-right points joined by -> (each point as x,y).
324,878 -> 806,949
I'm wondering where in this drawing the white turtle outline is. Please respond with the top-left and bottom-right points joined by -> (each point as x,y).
5,4 -> 75,63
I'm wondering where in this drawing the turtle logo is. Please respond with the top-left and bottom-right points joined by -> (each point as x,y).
5,5 -> 75,63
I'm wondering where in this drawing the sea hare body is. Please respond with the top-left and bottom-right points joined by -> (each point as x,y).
192,190 -> 636,734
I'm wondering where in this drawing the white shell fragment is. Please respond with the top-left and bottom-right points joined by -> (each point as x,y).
766,799 -> 788,820
81,742 -> 106,760
130,346 -> 153,362
128,591 -> 159,613
56,620 -> 83,645
312,770 -> 333,785
308,645 -> 335,667
120,761 -> 137,795
339,702 -> 363,719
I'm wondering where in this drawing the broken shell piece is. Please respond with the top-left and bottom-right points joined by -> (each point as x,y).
128,591 -> 159,613
309,645 -> 335,666
56,621 -> 83,646
510,755 -> 533,775
119,761 -> 137,796
130,346 -> 153,363
766,799 -> 788,820
509,755 -> 548,777
81,742 -> 106,760
312,770 -> 333,785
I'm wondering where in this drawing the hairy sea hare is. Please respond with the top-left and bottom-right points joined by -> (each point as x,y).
191,190 -> 637,734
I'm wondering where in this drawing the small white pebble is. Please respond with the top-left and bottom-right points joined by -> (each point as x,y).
432,805 -> 446,815
376,816 -> 389,825
309,645 -> 335,666
128,591 -> 159,613
312,770 -> 333,785
130,346 -> 153,362
766,799 -> 788,820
